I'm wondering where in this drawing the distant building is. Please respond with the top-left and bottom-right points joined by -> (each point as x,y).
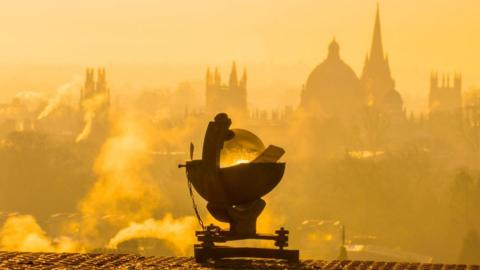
0,92 -> 46,135
80,68 -> 110,112
361,6 -> 403,117
300,5 -> 404,120
0,99 -> 36,133
79,68 -> 111,139
205,62 -> 247,118
300,39 -> 365,119
429,72 -> 462,114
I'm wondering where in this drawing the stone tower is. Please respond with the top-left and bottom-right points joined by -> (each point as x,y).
205,62 -> 247,118
79,68 -> 111,138
429,72 -> 462,114
80,68 -> 110,109
361,5 -> 403,117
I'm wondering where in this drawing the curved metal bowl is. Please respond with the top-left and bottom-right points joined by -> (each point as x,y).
220,162 -> 285,204
186,161 -> 285,205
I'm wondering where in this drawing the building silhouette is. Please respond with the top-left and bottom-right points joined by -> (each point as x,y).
300,39 -> 365,119
301,5 -> 404,120
80,68 -> 110,110
205,62 -> 247,118
429,72 -> 462,114
79,68 -> 111,139
361,5 -> 403,117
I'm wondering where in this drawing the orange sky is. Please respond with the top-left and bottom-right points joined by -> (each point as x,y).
0,0 -> 479,113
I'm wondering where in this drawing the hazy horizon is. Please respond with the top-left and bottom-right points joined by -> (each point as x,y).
1,1 -> 480,263
1,0 -> 479,113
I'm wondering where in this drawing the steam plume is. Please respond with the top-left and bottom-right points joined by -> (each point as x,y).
37,78 -> 80,120
0,214 -> 80,253
77,113 -> 167,249
75,92 -> 107,142
107,214 -> 197,256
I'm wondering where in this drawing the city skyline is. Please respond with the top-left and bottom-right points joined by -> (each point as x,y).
0,1 -> 479,263
0,1 -> 478,113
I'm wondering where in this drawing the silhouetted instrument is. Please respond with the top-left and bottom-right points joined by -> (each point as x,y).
179,113 -> 299,263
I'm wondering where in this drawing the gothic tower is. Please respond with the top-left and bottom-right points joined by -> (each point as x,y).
429,72 -> 462,114
79,67 -> 111,137
80,68 -> 110,108
229,62 -> 238,89
205,62 -> 247,118
361,5 -> 403,117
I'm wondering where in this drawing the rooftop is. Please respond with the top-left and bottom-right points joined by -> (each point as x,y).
0,252 -> 478,270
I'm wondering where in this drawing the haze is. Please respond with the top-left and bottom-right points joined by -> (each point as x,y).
1,0 -> 479,112
0,0 -> 479,264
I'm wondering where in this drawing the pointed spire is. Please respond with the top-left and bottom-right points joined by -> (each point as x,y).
430,71 -> 438,88
206,67 -> 212,85
94,68 -> 107,96
240,68 -> 247,89
328,37 -> 340,59
229,61 -> 238,88
214,67 -> 221,85
454,73 -> 462,90
83,68 -> 94,99
98,68 -> 105,83
86,68 -> 94,83
369,3 -> 384,61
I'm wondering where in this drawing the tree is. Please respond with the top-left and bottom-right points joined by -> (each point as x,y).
451,169 -> 475,229
458,230 -> 480,264
359,106 -> 389,152
462,89 -> 480,166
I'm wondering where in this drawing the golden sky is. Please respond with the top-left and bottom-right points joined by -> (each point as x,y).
0,0 -> 479,112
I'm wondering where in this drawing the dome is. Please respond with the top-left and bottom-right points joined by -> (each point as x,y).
382,89 -> 403,105
380,89 -> 404,116
301,40 -> 365,118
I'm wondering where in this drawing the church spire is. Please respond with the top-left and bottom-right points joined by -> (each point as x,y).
214,67 -> 221,86
240,67 -> 247,89
206,67 -> 212,86
369,3 -> 384,61
229,61 -> 238,88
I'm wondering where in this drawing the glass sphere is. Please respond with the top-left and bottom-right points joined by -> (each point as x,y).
220,129 -> 265,167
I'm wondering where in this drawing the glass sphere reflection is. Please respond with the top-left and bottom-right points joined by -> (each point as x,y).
220,129 -> 265,167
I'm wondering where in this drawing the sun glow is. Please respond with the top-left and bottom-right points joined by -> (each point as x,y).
234,159 -> 250,165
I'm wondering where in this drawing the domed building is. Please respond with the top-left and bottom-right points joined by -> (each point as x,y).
301,6 -> 404,120
300,39 -> 365,119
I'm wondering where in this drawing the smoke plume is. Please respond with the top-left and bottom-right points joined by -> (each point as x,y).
107,214 -> 197,256
0,214 -> 80,253
75,92 -> 107,142
77,113 -> 161,246
37,79 -> 80,120
76,113 -> 197,254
